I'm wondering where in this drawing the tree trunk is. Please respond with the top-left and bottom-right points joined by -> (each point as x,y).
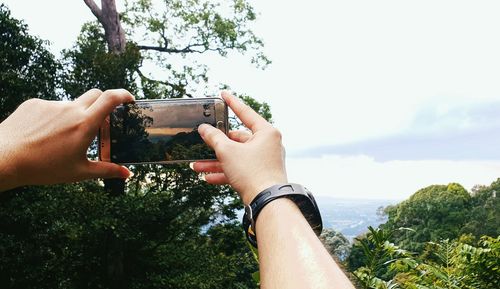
83,0 -> 126,53
82,2 -> 127,285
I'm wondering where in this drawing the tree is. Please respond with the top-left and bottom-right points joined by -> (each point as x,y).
382,183 -> 471,252
78,0 -> 269,100
320,228 -> 351,261
347,180 -> 500,289
60,22 -> 140,100
462,179 -> 500,238
0,183 -> 259,289
347,226 -> 499,289
0,4 -> 59,121
392,236 -> 500,289
349,226 -> 413,289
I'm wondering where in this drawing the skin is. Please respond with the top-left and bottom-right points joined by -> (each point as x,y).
0,89 -> 355,288
0,89 -> 133,191
194,91 -> 356,289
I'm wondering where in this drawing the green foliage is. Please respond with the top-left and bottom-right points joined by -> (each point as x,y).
462,180 -> 500,238
382,183 -> 471,252
124,0 -> 269,63
380,180 -> 499,254
60,22 -> 141,99
416,239 -> 471,289
392,236 -> 500,289
349,179 -> 500,289
0,4 -> 59,120
456,235 -> 500,288
116,0 -> 270,99
350,226 -> 500,289
320,228 -> 351,261
0,0 -> 272,288
0,184 -> 258,289
351,227 -> 413,288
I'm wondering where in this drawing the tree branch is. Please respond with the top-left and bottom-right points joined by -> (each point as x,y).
137,45 -> 201,54
160,28 -> 169,50
136,43 -> 219,54
83,0 -> 102,20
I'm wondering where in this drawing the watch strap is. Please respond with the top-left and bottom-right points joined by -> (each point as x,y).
242,183 -> 323,248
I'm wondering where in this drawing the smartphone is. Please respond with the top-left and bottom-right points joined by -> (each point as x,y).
99,97 -> 228,164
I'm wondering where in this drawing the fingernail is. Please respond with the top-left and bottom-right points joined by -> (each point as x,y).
199,173 -> 206,182
189,162 -> 195,171
122,165 -> 134,178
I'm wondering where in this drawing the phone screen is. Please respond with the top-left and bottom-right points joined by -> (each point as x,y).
109,99 -> 220,163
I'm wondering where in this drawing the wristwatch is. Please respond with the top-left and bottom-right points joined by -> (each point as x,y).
242,183 -> 323,248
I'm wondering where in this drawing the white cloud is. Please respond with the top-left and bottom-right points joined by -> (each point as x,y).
295,99 -> 500,161
286,155 -> 500,199
410,97 -> 500,134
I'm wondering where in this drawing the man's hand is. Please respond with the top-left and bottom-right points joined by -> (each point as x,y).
191,91 -> 287,205
0,89 -> 134,192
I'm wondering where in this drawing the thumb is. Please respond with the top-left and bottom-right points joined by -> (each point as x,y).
198,123 -> 230,151
85,161 -> 132,179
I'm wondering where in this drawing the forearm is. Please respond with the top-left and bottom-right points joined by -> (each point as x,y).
256,198 -> 355,289
0,131 -> 20,192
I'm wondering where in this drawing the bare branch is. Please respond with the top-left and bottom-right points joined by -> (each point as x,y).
136,44 -> 207,54
136,42 -> 228,55
83,0 -> 102,20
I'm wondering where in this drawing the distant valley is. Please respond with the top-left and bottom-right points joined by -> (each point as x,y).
315,197 -> 399,241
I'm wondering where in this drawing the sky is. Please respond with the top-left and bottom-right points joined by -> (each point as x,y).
4,0 -> 500,199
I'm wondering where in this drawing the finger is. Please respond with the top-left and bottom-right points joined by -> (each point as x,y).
198,123 -> 232,151
84,161 -> 132,179
228,130 -> 252,143
74,88 -> 103,108
191,161 -> 223,173
202,173 -> 229,185
221,91 -> 271,132
86,89 -> 135,122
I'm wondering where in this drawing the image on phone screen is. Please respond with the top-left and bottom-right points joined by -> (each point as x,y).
108,99 -> 225,164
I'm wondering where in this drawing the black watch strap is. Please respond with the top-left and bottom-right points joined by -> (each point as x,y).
242,183 -> 323,248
